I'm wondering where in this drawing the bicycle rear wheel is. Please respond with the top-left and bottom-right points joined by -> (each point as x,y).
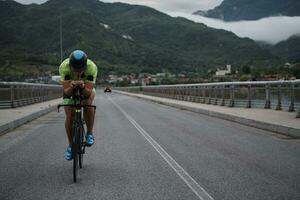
72,126 -> 80,182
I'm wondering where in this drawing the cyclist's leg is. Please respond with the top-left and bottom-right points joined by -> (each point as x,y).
82,91 -> 95,134
64,98 -> 75,146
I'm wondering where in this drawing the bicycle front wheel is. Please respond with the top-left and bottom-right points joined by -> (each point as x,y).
79,126 -> 84,169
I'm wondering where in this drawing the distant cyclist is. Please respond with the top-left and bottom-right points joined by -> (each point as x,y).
59,50 -> 98,160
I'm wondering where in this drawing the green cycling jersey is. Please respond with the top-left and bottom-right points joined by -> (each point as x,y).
59,58 -> 98,84
59,58 -> 98,104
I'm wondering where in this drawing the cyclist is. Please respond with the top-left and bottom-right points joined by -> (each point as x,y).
59,50 -> 98,160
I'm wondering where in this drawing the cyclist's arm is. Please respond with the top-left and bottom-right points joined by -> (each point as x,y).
59,60 -> 75,96
82,82 -> 94,97
82,63 -> 97,97
62,81 -> 75,96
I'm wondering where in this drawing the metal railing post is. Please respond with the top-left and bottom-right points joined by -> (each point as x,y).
16,85 -> 20,107
193,87 -> 196,102
276,83 -> 282,110
265,84 -> 271,109
26,85 -> 30,105
213,86 -> 218,105
195,87 -> 199,102
220,85 -> 225,106
10,84 -> 15,108
288,82 -> 295,112
201,87 -> 205,103
247,84 -> 251,108
228,85 -> 234,107
207,86 -> 211,104
180,87 -> 182,100
187,87 -> 190,101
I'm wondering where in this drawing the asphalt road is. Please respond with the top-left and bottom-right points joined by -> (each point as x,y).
0,92 -> 300,200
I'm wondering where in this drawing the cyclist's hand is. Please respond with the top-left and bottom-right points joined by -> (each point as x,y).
70,81 -> 77,88
77,80 -> 85,89
70,80 -> 84,89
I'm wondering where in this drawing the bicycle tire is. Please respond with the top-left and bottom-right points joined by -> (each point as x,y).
72,126 -> 80,182
79,126 -> 84,169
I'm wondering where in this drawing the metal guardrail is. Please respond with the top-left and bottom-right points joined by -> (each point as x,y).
0,82 -> 62,108
116,80 -> 300,117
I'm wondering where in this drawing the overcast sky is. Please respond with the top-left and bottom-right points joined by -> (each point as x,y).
14,0 -> 300,44
14,0 -> 223,13
102,0 -> 223,13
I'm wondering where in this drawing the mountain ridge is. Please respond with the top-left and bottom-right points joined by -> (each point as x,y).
0,0 -> 279,80
193,0 -> 300,21
271,35 -> 300,63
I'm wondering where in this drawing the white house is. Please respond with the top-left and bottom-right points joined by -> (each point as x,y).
216,65 -> 231,76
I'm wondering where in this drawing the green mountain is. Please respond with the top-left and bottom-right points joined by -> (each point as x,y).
194,0 -> 300,21
271,35 -> 300,63
0,0 -> 278,81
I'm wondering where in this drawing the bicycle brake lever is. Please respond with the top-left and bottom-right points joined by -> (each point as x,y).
57,105 -> 61,112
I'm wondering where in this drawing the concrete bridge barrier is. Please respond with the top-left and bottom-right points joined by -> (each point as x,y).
0,82 -> 62,108
116,80 -> 300,118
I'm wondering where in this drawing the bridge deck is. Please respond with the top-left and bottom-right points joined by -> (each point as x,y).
0,92 -> 299,200
0,90 -> 299,137
115,90 -> 300,138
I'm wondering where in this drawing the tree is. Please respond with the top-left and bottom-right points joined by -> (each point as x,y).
241,65 -> 251,74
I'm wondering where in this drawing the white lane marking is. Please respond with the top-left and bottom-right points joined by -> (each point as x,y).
107,95 -> 215,200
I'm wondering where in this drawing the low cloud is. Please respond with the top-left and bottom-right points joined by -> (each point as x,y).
14,0 -> 47,4
102,0 -> 222,13
15,0 -> 222,13
14,0 -> 300,44
168,12 -> 300,44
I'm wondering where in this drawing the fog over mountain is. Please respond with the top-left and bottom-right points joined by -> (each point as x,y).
14,0 -> 300,44
102,0 -> 223,13
14,0 -> 223,13
169,12 -> 300,45
193,0 -> 300,21
1,0 -> 277,79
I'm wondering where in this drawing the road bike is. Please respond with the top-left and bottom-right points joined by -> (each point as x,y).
58,86 -> 96,182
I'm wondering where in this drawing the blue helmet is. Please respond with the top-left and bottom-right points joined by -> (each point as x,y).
69,50 -> 87,72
